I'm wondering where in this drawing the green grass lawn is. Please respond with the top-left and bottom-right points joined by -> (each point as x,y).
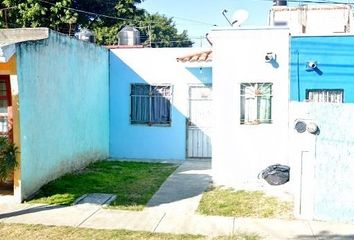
27,160 -> 178,210
198,187 -> 293,219
0,223 -> 260,240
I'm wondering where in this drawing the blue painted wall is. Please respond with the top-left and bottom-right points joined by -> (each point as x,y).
290,103 -> 354,221
17,31 -> 109,198
290,36 -> 354,220
312,104 -> 354,221
109,49 -> 212,161
186,67 -> 212,85
291,35 -> 354,102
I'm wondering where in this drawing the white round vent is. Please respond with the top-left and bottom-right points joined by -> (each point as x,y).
307,122 -> 319,134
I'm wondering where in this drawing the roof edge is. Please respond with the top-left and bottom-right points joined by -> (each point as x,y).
177,50 -> 212,63
0,28 -> 49,45
0,44 -> 15,63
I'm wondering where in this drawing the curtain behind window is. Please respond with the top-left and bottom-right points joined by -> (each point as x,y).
151,86 -> 171,123
257,84 -> 272,123
131,85 -> 150,123
241,83 -> 272,124
131,85 -> 172,125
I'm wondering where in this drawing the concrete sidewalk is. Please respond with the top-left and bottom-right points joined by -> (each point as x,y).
1,160 -> 354,239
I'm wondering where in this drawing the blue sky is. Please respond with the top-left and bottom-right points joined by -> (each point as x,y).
140,0 -> 351,45
140,0 -> 274,40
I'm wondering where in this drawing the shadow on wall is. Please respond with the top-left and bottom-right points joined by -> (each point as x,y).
186,67 -> 212,85
109,53 -> 212,160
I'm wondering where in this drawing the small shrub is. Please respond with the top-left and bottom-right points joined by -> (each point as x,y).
0,136 -> 19,181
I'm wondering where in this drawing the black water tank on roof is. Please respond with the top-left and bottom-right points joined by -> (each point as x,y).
273,0 -> 287,6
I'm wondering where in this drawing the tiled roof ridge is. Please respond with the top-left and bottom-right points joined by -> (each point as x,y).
177,50 -> 212,63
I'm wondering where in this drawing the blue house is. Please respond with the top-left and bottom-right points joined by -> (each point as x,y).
289,34 -> 354,221
0,28 -> 214,202
109,48 -> 212,161
290,35 -> 354,103
0,28 -> 109,202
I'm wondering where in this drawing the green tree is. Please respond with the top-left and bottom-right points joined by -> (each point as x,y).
0,0 -> 193,47
73,0 -> 144,28
93,12 -> 193,47
135,12 -> 193,47
0,0 -> 78,34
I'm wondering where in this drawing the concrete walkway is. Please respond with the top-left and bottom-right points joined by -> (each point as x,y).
1,160 -> 354,239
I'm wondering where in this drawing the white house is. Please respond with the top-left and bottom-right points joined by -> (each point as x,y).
210,27 -> 290,190
269,3 -> 353,34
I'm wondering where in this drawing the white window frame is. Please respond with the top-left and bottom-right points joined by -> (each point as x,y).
306,89 -> 344,103
240,82 -> 273,125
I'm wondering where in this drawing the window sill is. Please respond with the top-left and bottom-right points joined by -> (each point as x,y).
130,122 -> 172,127
240,121 -> 272,125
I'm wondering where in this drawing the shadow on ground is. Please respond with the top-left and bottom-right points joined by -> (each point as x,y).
147,161 -> 212,207
0,205 -> 63,219
296,231 -> 354,239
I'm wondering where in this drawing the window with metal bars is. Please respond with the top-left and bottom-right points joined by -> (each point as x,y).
240,83 -> 272,124
306,89 -> 344,103
0,77 -> 11,137
130,84 -> 172,126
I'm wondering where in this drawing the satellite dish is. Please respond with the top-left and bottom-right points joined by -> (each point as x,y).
231,9 -> 249,27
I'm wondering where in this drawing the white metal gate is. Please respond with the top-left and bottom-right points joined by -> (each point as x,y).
187,85 -> 212,158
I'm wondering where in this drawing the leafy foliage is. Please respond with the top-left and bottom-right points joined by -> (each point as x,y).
135,13 -> 193,47
1,0 -> 78,34
0,0 -> 193,47
0,136 -> 18,181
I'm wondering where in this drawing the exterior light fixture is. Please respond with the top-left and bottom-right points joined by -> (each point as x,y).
306,122 -> 319,134
306,61 -> 317,71
265,52 -> 276,63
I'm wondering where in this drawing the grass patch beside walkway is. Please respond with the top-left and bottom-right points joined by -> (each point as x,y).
198,187 -> 293,218
0,223 -> 260,240
28,161 -> 178,210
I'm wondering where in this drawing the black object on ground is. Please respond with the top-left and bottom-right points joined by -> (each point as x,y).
258,164 -> 290,185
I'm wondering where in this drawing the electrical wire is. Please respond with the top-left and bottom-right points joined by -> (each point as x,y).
166,16 -> 217,26
2,0 -> 352,45
37,0 -> 216,26
38,0 -> 130,21
260,0 -> 351,4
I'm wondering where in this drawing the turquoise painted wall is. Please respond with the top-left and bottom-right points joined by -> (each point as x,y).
16,31 -> 109,199
109,49 -> 212,161
291,36 -> 354,102
313,104 -> 354,221
290,36 -> 354,220
291,103 -> 354,221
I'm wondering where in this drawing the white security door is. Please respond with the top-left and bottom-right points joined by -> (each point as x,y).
187,85 -> 212,158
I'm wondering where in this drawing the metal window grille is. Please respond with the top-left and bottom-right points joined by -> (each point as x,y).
240,83 -> 273,124
0,78 -> 11,138
130,84 -> 172,125
306,89 -> 344,103
0,115 -> 8,135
